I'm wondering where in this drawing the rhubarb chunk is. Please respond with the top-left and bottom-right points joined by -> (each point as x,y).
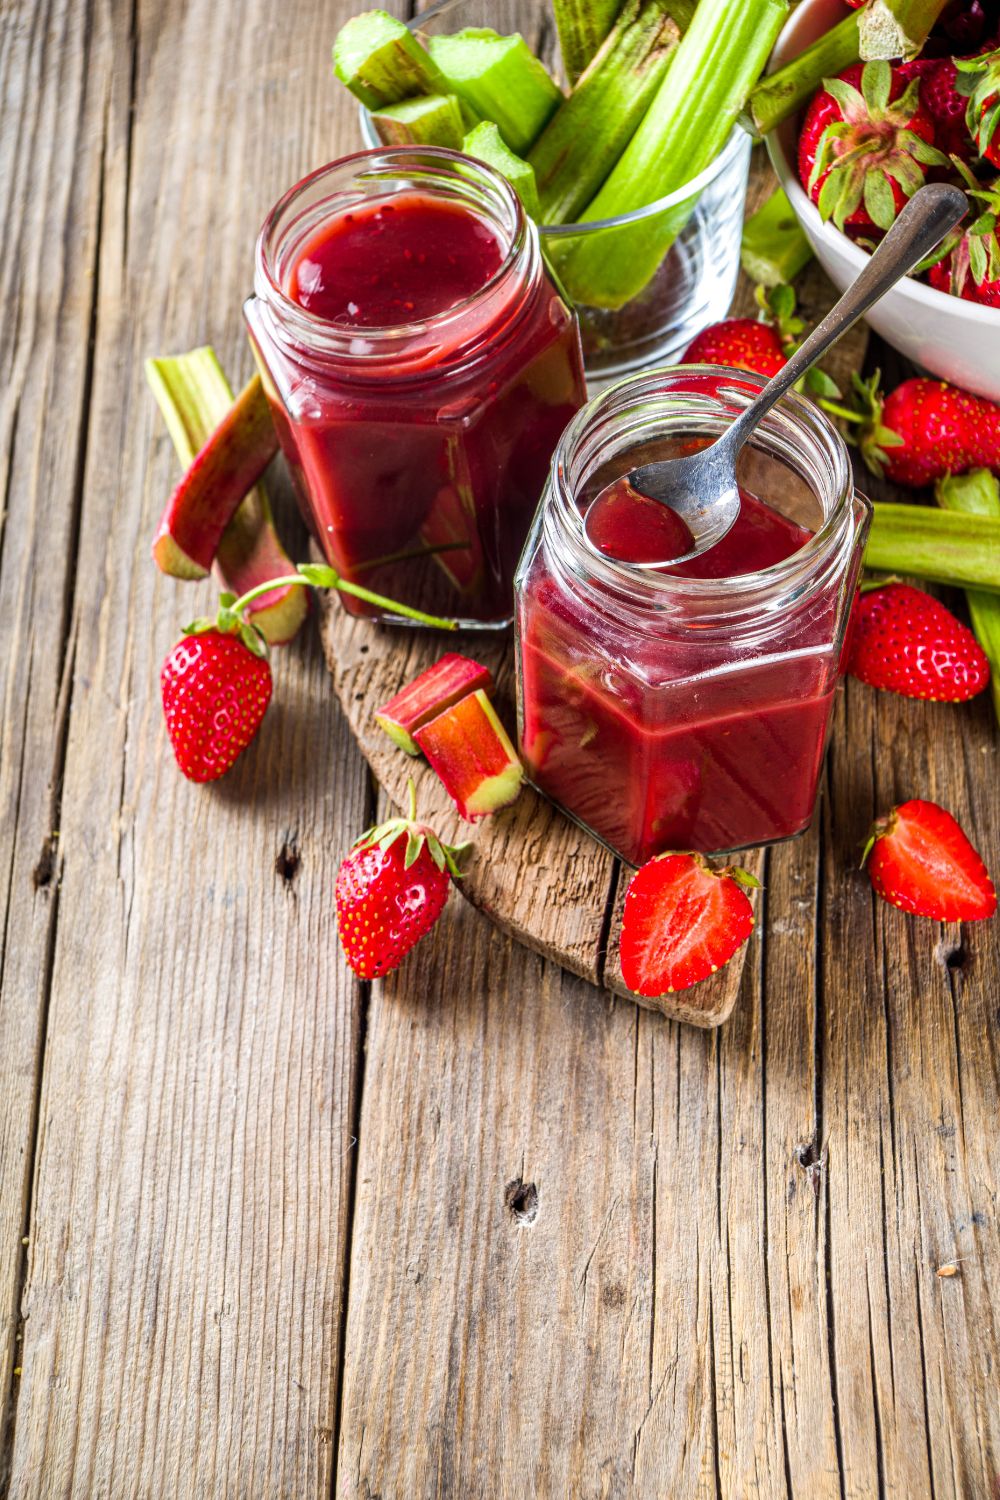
376,653 -> 494,755
428,29 -> 562,155
371,92 -> 466,147
414,689 -> 523,820
151,372 -> 278,579
462,122 -> 540,219
145,349 -> 307,644
333,10 -> 447,108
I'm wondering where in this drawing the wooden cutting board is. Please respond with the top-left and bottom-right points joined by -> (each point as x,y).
319,152 -> 867,1027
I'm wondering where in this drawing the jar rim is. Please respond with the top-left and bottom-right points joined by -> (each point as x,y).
254,145 -> 529,350
546,365 -> 857,608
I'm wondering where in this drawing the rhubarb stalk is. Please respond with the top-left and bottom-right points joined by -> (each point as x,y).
551,0 -> 622,85
370,93 -> 466,147
740,187 -> 814,286
333,10 -> 447,108
529,0 -> 685,226
858,0 -> 952,61
462,122 -> 540,218
864,503 -> 1000,593
936,470 -> 1000,723
146,349 -> 308,645
550,0 -> 789,309
745,12 -> 860,137
427,29 -> 562,156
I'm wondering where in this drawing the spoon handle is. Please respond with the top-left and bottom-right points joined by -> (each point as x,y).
722,183 -> 968,456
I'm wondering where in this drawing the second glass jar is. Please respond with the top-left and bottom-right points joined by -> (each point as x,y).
246,147 -> 587,629
514,369 -> 872,864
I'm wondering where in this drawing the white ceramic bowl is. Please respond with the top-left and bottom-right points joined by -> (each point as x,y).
766,0 -> 1000,401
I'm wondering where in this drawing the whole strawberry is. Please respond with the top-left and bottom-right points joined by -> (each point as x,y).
926,170 -> 1000,306
864,798 -> 996,921
847,583 -> 990,701
335,783 -> 467,979
161,617 -> 272,782
619,851 -> 758,997
955,44 -> 1000,167
799,61 -> 947,233
684,319 -> 786,377
905,56 -> 975,162
851,374 -> 1000,486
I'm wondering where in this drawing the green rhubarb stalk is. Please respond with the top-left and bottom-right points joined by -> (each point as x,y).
370,93 -> 466,147
462,122 -> 540,218
740,186 -> 814,286
552,0 -> 622,85
936,469 -> 1000,724
427,29 -> 562,156
864,503 -> 1000,593
333,11 -> 446,109
745,12 -> 860,137
550,0 -> 789,310
858,0 -> 952,61
145,349 -> 308,646
529,0 -> 685,226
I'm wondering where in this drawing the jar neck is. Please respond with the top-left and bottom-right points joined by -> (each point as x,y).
252,146 -> 542,382
541,368 -> 862,637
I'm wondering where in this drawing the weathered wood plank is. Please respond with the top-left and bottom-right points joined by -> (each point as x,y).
4,0 -> 370,1493
0,0 -> 110,1471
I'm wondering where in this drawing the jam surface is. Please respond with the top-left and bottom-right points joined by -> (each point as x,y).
289,193 -> 504,326
518,476 -> 843,863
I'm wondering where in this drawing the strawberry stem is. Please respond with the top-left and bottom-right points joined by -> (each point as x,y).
229,564 -> 459,631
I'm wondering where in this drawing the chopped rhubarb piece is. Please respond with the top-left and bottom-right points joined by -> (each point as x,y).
414,688 -> 523,820
151,372 -> 279,579
376,653 -> 494,756
145,349 -> 307,644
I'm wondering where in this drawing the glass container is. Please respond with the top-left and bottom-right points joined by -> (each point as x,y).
514,368 -> 872,863
246,147 -> 586,629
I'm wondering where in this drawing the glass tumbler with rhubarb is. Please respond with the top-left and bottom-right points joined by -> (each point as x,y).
514,368 -> 872,864
245,147 -> 586,629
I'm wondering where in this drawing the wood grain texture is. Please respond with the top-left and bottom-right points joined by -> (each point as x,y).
2,0 -> 370,1494
3,2 -> 999,1497
0,0 -> 110,1468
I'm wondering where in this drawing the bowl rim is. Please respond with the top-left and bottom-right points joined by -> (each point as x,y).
766,0 -> 1000,329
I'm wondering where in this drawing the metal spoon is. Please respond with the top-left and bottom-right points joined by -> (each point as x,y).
584,183 -> 969,568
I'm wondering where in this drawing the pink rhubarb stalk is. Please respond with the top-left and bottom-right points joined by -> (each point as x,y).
414,689 -> 523,820
376,654 -> 495,756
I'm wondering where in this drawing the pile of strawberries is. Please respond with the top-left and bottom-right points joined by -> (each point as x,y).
797,2 -> 1000,307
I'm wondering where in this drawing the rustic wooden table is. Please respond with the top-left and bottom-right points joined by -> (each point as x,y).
2,2 -> 999,1496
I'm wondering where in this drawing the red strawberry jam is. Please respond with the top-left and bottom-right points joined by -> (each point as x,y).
247,154 -> 586,628
518,476 -> 842,862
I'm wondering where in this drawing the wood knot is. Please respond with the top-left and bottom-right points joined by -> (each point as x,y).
275,835 -> 301,888
32,833 -> 59,891
504,1177 -> 538,1226
794,1138 -> 826,1197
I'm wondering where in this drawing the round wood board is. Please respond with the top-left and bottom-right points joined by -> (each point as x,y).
318,154 -> 869,1027
318,595 -> 762,1027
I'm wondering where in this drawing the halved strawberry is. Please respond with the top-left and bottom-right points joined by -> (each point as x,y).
864,799 -> 996,921
619,852 -> 758,997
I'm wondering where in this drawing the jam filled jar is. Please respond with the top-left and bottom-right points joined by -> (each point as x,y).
246,147 -> 587,629
514,369 -> 872,864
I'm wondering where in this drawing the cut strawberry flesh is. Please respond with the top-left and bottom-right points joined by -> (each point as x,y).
867,799 -> 996,922
376,654 -> 494,756
619,852 -> 755,996
152,373 -> 279,579
414,688 -> 522,820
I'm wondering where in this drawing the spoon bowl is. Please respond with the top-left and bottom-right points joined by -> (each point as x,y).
583,183 -> 969,568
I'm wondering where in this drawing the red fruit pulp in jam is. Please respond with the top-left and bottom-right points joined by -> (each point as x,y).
519,476 -> 836,862
254,190 -> 585,625
289,196 -> 503,325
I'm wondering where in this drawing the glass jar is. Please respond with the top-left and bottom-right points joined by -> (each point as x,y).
357,0 -> 752,387
245,147 -> 586,629
514,369 -> 872,864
